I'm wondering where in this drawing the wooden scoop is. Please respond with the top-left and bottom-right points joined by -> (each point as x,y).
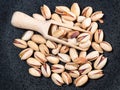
11,11 -> 87,51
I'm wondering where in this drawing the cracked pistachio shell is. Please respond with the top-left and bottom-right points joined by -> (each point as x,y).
51,73 -> 64,86
19,48 -> 33,60
91,42 -> 103,53
82,6 -> 93,17
51,64 -> 65,73
46,40 -> 58,49
27,40 -> 39,51
40,4 -> 51,19
13,39 -> 27,48
46,55 -> 59,64
69,48 -> 78,61
86,51 -> 99,61
51,13 -> 62,22
87,22 -> 98,34
58,53 -> 71,63
91,11 -> 104,21
39,44 -> 49,56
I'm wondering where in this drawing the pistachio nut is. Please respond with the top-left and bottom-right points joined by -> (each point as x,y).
31,34 -> 46,44
27,40 -> 39,51
69,70 -> 80,78
100,41 -> 112,52
27,57 -> 42,68
87,22 -> 98,34
74,75 -> 88,87
62,17 -> 74,26
19,48 -> 33,60
51,13 -> 62,22
74,57 -> 87,64
46,55 -> 59,64
58,53 -> 71,63
51,64 -> 65,73
13,39 -> 27,48
94,29 -> 104,43
77,16 -> 85,23
41,63 -> 51,77
67,31 -> 80,39
71,3 -> 80,17
68,38 -> 77,45
51,73 -> 64,86
34,51 -> 47,64
52,29 -> 65,38
79,40 -> 91,49
82,6 -> 93,17
91,11 -> 104,21
39,44 -> 49,56
52,44 -> 62,55
86,51 -> 99,61
60,45 -> 69,54
79,63 -> 92,75
79,51 -> 87,58
61,72 -> 72,85
46,40 -> 58,49
40,4 -> 51,19
77,33 -> 90,43
65,62 -> 79,70
29,68 -> 41,77
88,70 -> 104,79
94,55 -> 107,70
91,42 -> 103,53
50,24 -> 58,36
69,48 -> 78,61
81,18 -> 91,29
21,31 -> 34,41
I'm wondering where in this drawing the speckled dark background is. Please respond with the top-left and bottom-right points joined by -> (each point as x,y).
0,0 -> 120,90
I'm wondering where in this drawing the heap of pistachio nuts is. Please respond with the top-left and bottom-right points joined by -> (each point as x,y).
13,3 -> 112,87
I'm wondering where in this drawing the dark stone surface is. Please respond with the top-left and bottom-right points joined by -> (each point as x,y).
0,0 -> 120,90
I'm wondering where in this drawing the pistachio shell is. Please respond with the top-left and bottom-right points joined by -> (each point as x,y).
71,3 -> 80,17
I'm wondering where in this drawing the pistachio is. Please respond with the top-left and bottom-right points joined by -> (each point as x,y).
52,29 -> 65,38
55,6 -> 70,15
34,51 -> 47,64
74,57 -> 87,64
79,51 -> 87,58
19,48 -> 33,60
81,18 -> 91,29
86,51 -> 99,61
100,41 -> 112,52
51,24 -> 58,36
69,48 -> 78,61
91,42 -> 103,53
82,6 -> 93,17
29,68 -> 41,77
94,29 -> 104,43
77,16 -> 85,23
67,31 -> 80,39
60,45 -> 69,54
77,33 -> 90,43
27,40 -> 39,51
46,55 -> 59,64
61,72 -> 72,85
31,34 -> 46,44
88,70 -> 104,79
27,57 -> 42,68
51,73 -> 64,86
79,40 -> 91,49
94,55 -> 107,70
41,63 -> 51,77
32,13 -> 45,21
62,11 -> 76,21
13,39 -> 27,48
46,40 -> 58,49
21,31 -> 34,41
59,26 -> 72,33
51,64 -> 65,73
69,70 -> 80,78
79,63 -> 92,75
65,62 -> 79,70
74,22 -> 81,27
74,75 -> 88,87
41,4 -> 51,19
87,22 -> 98,34
71,3 -> 80,17
51,13 -> 62,22
58,53 -> 71,63
52,44 -> 62,55
39,44 -> 49,56
91,11 -> 104,21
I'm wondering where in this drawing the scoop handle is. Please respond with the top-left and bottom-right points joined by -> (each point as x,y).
11,11 -> 43,33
